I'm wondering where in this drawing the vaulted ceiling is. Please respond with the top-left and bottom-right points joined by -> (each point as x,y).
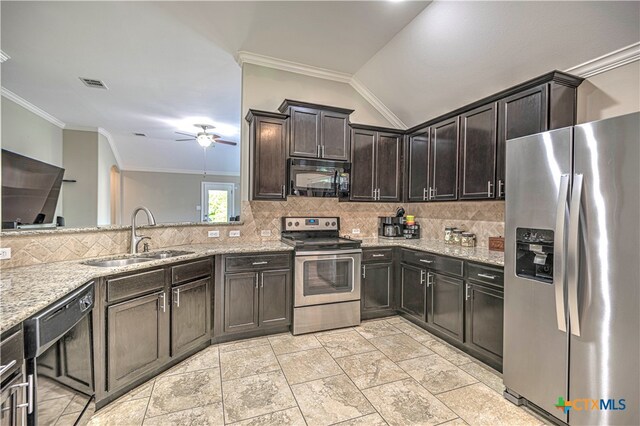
2,1 -> 638,173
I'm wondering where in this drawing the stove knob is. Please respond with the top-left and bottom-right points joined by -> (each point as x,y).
325,221 -> 330,227
295,221 -> 299,227
331,221 -> 337,226
287,221 -> 293,227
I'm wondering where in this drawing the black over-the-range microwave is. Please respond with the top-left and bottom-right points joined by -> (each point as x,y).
288,158 -> 350,198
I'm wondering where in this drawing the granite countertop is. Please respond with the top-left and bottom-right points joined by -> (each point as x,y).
0,241 -> 293,334
359,238 -> 504,267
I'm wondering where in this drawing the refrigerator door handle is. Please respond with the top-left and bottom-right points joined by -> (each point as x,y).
554,174 -> 570,332
568,173 -> 584,337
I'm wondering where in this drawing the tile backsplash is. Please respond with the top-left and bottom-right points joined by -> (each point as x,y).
0,199 -> 504,269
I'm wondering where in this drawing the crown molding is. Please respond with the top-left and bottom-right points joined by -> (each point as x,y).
121,166 -> 240,177
349,77 -> 406,129
565,42 -> 640,78
1,87 -> 65,128
236,51 -> 406,129
236,51 -> 352,83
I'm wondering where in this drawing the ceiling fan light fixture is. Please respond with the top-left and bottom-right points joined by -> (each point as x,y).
197,134 -> 213,147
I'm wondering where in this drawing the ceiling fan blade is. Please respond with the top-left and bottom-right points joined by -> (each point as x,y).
175,131 -> 196,137
215,139 -> 238,146
175,138 -> 194,141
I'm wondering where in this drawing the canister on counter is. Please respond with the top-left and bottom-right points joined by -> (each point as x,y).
444,227 -> 454,244
461,232 -> 476,247
406,215 -> 415,225
452,229 -> 463,245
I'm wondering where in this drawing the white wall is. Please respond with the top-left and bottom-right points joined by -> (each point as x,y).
62,130 -> 98,227
240,63 -> 393,200
577,61 -> 640,124
121,170 -> 240,225
97,133 -> 118,225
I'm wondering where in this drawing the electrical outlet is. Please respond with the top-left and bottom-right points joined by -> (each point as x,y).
261,230 -> 272,237
352,229 -> 361,234
196,205 -> 201,211
208,230 -> 219,238
0,248 -> 11,260
229,230 -> 241,237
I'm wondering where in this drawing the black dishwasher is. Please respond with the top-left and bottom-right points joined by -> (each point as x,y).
23,282 -> 95,426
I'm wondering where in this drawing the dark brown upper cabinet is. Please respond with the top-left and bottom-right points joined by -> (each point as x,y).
279,100 -> 353,161
459,103 -> 497,200
246,110 -> 289,201
405,128 -> 430,202
429,117 -> 459,201
350,124 -> 403,202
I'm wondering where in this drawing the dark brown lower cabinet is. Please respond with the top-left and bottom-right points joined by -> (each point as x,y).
428,272 -> 464,342
400,263 -> 426,321
465,281 -> 504,368
361,262 -> 394,318
260,269 -> 291,327
224,272 -> 260,334
171,278 -> 212,357
106,290 -> 169,391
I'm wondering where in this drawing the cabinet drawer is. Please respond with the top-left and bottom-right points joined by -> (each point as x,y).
107,269 -> 165,303
225,253 -> 291,273
171,259 -> 212,285
401,249 -> 463,277
467,262 -> 504,287
363,248 -> 393,262
0,329 -> 24,383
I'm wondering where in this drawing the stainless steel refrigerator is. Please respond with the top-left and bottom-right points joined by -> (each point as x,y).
503,112 -> 639,425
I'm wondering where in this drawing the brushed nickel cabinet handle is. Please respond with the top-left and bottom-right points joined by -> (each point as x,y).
487,181 -> 494,198
477,273 -> 496,280
419,259 -> 433,264
372,254 -> 385,258
173,288 -> 180,307
465,284 -> 470,301
260,273 -> 264,288
0,360 -> 16,376
159,292 -> 166,313
252,261 -> 268,265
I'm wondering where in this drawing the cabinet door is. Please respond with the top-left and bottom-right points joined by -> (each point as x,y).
350,128 -> 376,201
362,263 -> 393,312
465,281 -> 504,364
428,273 -> 464,342
376,132 -> 402,201
406,129 -> 430,202
259,269 -> 291,327
459,103 -> 497,199
253,115 -> 287,200
171,278 -> 211,357
400,264 -> 426,321
496,84 -> 548,199
321,111 -> 350,161
224,272 -> 259,334
290,107 -> 320,158
430,118 -> 459,200
107,291 -> 169,391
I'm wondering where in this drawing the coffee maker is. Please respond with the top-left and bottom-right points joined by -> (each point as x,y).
378,216 -> 404,238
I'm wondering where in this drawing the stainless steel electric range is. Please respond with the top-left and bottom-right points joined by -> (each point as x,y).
281,217 -> 362,335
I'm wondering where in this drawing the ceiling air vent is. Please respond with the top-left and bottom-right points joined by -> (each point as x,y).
79,77 -> 108,89
133,133 -> 146,137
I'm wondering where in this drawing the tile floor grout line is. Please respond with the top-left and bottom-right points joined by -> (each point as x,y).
218,346 -> 232,425
267,335 -> 309,426
140,379 -> 157,423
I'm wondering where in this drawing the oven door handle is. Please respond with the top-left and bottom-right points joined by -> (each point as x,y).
295,249 -> 363,257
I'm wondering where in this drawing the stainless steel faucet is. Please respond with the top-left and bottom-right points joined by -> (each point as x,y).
130,206 -> 157,254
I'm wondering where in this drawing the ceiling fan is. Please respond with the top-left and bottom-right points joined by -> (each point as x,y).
175,124 -> 238,148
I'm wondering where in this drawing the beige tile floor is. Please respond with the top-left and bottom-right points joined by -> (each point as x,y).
86,316 -> 550,426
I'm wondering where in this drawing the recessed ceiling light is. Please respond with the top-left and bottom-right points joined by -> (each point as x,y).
0,50 -> 10,63
79,77 -> 108,89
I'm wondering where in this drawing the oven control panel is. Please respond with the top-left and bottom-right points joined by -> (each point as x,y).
282,217 -> 340,231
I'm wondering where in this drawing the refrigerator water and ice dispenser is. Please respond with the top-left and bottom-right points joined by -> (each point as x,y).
515,228 -> 554,283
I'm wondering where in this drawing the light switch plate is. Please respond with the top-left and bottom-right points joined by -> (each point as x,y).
351,229 -> 361,234
0,248 -> 11,260
208,230 -> 219,238
261,230 -> 272,237
229,230 -> 241,237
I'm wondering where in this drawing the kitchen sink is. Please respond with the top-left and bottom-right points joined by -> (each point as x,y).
82,250 -> 194,267
83,257 -> 154,267
137,250 -> 194,259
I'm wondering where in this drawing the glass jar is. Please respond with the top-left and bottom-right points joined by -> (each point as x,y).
452,229 -> 463,245
461,232 -> 476,247
444,227 -> 454,244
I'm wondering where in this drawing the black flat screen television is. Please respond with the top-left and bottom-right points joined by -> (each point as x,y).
2,149 -> 65,227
